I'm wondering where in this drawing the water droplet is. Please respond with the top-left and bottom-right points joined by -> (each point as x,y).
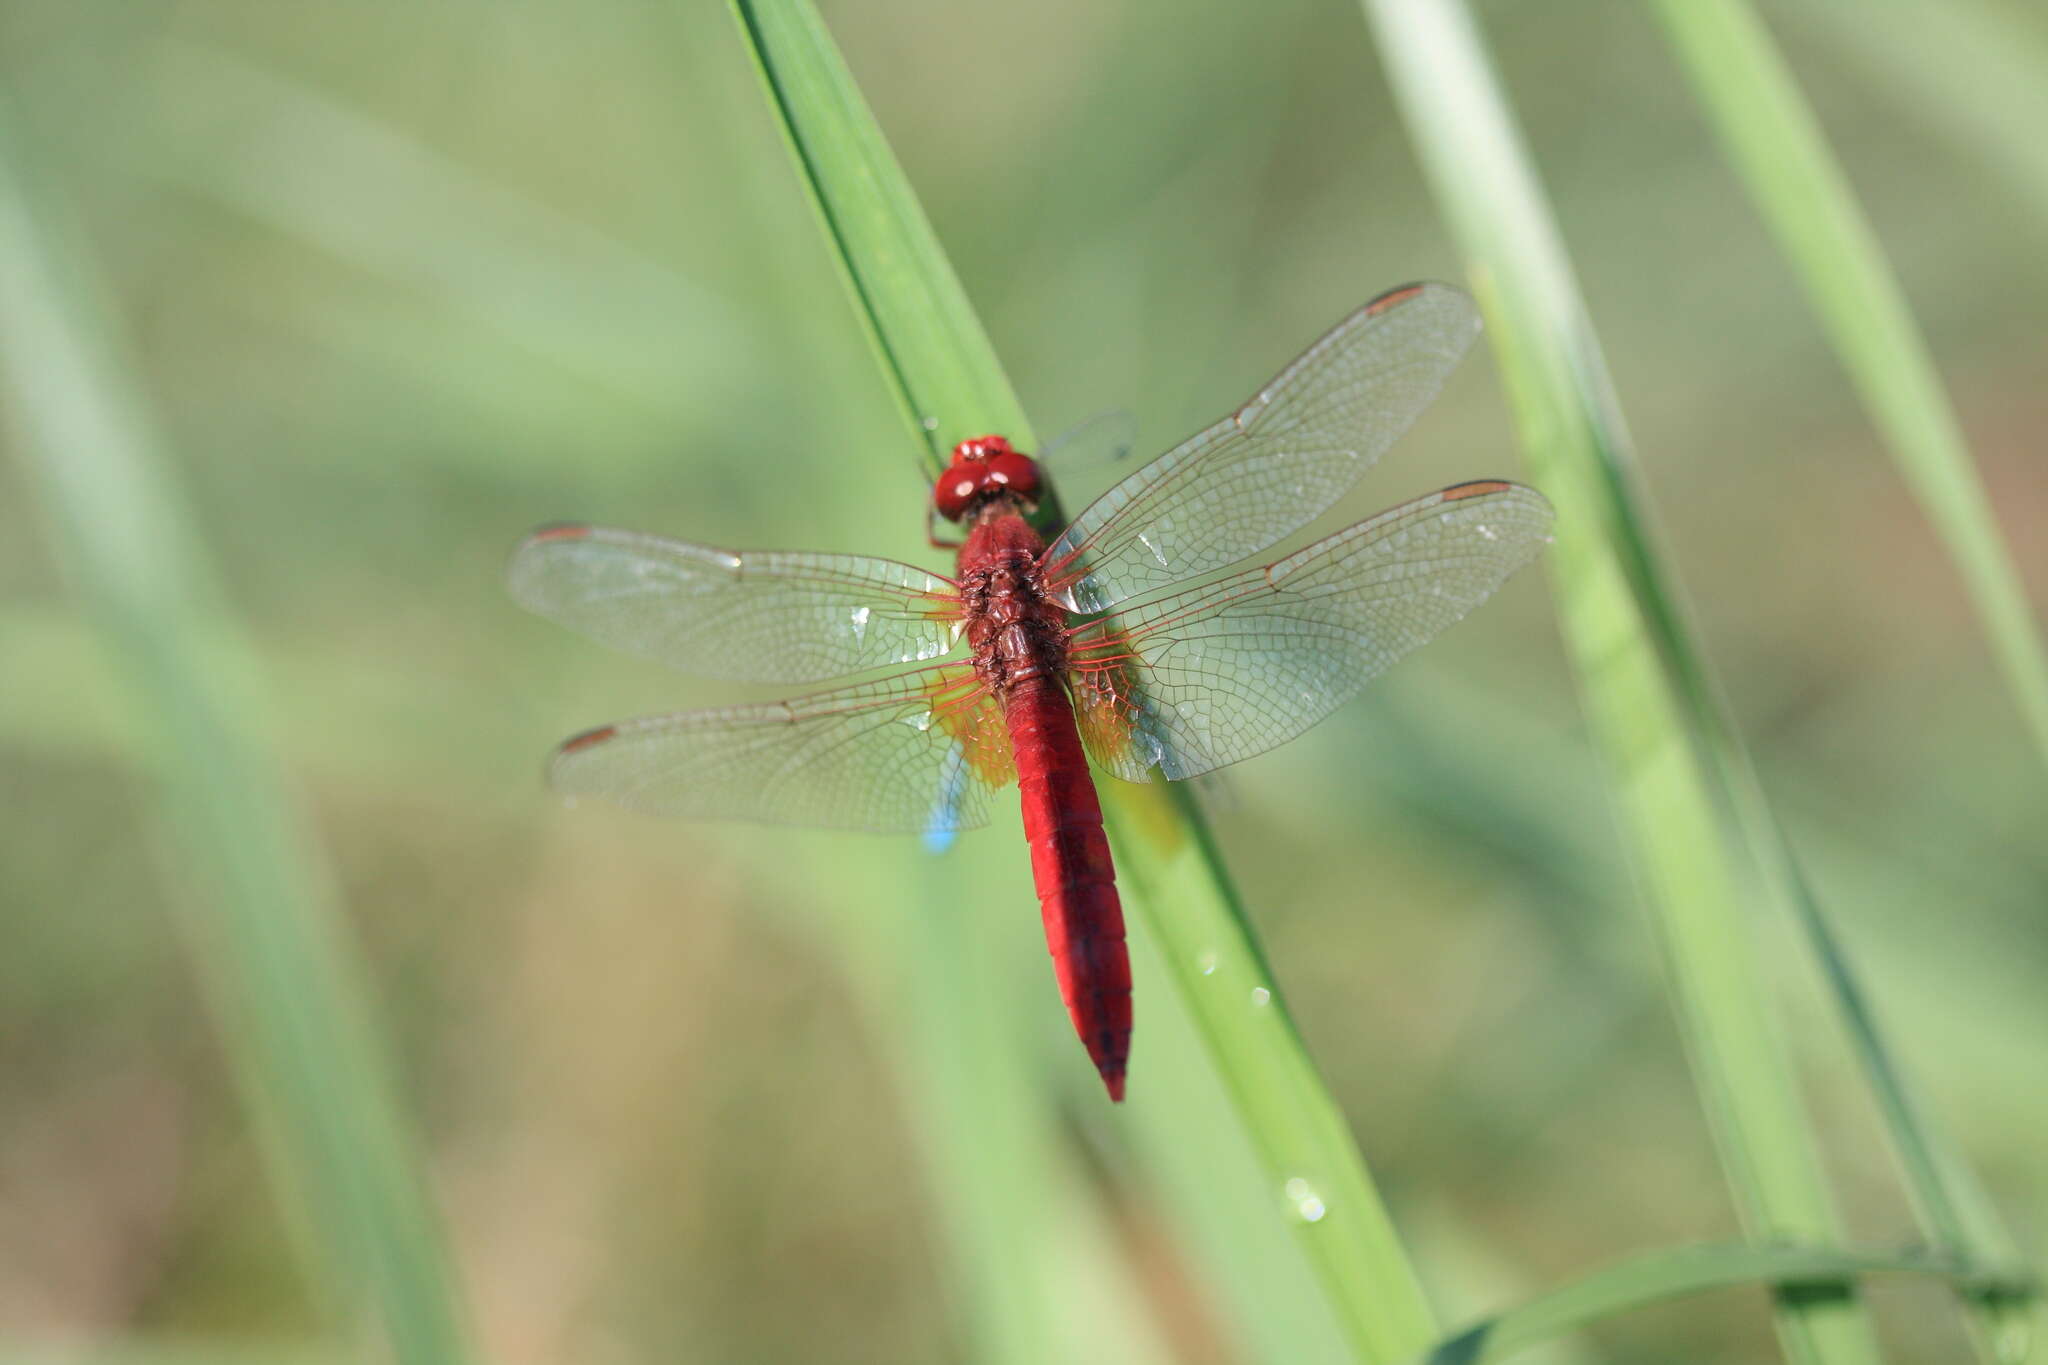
849,605 -> 871,641
1196,950 -> 1218,976
922,415 -> 939,432
1283,1177 -> 1327,1223
1250,986 -> 1272,1007
1477,522 -> 1498,541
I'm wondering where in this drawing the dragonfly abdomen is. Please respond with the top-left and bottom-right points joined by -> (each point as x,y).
1007,672 -> 1132,1101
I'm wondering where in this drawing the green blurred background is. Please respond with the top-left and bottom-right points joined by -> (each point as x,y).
2,0 -> 2042,1361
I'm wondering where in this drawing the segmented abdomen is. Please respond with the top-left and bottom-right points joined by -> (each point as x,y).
1006,673 -> 1131,1100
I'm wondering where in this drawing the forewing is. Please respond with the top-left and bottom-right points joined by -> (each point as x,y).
1044,282 -> 1481,613
1070,482 -> 1552,781
549,665 -> 1012,835
509,524 -> 962,684
1040,408 -> 1139,479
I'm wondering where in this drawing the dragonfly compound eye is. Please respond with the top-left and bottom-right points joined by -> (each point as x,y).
984,451 -> 1041,502
933,469 -> 983,521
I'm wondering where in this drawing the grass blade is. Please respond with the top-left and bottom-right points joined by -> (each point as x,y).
1356,2 -> 1881,1359
743,835 -> 1180,1365
728,1 -> 1438,1357
0,110 -> 473,1363
1418,1242 -> 2037,1365
1107,783 -> 1439,1359
1650,0 -> 2048,772
1118,914 -> 1359,1365
728,0 -> 1029,477
1649,5 -> 2040,1352
1784,0 -> 2048,229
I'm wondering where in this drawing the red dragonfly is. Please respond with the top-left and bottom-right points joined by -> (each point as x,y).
510,282 -> 1552,1101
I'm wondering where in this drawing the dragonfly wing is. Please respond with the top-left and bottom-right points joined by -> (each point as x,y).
550,665 -> 1012,834
1045,282 -> 1481,613
510,524 -> 962,684
1070,481 -> 1552,781
1040,408 -> 1140,477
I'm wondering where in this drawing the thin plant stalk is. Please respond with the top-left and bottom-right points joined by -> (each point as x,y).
1645,14 -> 2040,1345
727,1 -> 1438,1357
1785,0 -> 2048,230
1653,0 -> 2048,775
1417,1242 -> 2037,1365
0,110 -> 474,1364
1356,2 -> 1881,1360
748,833 -> 1179,1365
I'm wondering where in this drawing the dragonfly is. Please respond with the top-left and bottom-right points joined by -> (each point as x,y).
509,281 -> 1553,1101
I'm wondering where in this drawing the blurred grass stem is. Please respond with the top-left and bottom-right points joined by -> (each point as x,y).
1357,1 -> 1883,1359
728,0 -> 1437,1357
1417,1242 -> 2037,1365
1653,0 -> 2048,777
0,108 -> 474,1364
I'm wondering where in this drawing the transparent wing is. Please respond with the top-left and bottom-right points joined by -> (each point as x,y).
1069,481 -> 1552,781
1044,282 -> 1481,613
1040,408 -> 1139,478
509,524 -> 962,684
549,664 -> 1013,835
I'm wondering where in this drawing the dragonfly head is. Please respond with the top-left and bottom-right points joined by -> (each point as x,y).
934,435 -> 1042,523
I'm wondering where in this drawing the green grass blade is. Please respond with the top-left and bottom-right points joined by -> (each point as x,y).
0,111 -> 473,1364
1785,0 -> 2048,228
728,1 -> 1437,1357
1650,0 -> 2048,772
1106,784 -> 1439,1359
1356,2 -> 1881,1360
1752,829 -> 2038,1362
728,0 -> 1029,477
738,835 -> 1179,1365
1650,5 -> 2040,1352
1118,914 -> 1359,1365
1417,1243 -> 2038,1365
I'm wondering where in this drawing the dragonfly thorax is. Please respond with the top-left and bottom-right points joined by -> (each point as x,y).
934,434 -> 1042,523
956,509 -> 1066,700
